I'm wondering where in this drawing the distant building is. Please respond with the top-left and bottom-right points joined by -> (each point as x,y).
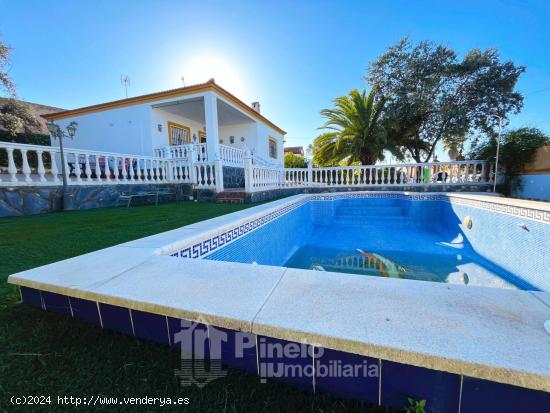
284,146 -> 304,156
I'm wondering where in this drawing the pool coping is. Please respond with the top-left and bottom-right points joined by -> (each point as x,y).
7,191 -> 550,393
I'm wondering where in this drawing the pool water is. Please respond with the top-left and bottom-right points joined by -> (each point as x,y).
284,246 -> 519,289
206,197 -> 544,291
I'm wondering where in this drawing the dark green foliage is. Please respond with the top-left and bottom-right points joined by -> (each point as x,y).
284,152 -> 308,168
313,88 -> 398,166
0,202 -> 395,412
367,38 -> 525,162
468,127 -> 549,175
0,98 -> 42,137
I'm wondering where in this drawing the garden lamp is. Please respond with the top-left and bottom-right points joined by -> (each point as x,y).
47,120 -> 78,210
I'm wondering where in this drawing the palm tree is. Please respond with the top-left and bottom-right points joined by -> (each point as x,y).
313,88 -> 393,166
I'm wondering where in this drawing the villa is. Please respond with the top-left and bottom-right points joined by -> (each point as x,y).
42,79 -> 285,169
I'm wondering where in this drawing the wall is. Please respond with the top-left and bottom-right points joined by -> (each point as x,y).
149,109 -> 205,149
218,122 -> 257,152
510,145 -> 550,201
222,166 -> 245,189
55,104 -> 152,156
0,183 -> 193,217
206,203 -> 313,265
255,122 -> 284,166
441,199 -> 549,291
510,174 -> 550,201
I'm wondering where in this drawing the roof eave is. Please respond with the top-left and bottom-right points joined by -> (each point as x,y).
41,81 -> 286,135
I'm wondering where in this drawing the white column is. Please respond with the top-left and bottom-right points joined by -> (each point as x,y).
204,92 -> 220,162
214,158 -> 224,193
244,149 -> 253,193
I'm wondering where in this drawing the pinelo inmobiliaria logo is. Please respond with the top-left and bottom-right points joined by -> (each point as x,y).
173,320 -> 379,387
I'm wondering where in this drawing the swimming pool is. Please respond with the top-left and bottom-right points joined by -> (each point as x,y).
9,191 -> 550,406
204,194 -> 549,291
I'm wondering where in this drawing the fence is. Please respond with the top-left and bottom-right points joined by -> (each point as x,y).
1,141 -> 494,194
247,160 -> 494,192
0,141 -> 220,190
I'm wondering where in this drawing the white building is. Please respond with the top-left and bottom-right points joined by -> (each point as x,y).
43,79 -> 285,167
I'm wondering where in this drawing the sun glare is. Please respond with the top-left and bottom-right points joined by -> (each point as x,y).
178,53 -> 249,100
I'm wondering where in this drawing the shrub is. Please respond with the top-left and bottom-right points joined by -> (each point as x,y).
469,127 -> 549,175
284,152 -> 308,168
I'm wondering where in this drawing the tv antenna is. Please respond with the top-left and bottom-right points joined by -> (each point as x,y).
120,75 -> 130,97
180,76 -> 185,87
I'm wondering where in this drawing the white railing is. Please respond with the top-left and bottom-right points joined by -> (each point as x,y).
285,161 -> 494,188
1,141 -> 494,195
246,160 -> 494,192
219,145 -> 244,167
0,141 -> 188,187
154,143 -> 208,163
194,163 -> 219,189
250,165 -> 281,191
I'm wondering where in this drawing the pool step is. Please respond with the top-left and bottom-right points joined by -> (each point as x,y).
332,215 -> 414,226
335,205 -> 408,217
338,198 -> 403,207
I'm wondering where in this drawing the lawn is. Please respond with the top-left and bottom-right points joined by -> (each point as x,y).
0,202 -> 394,412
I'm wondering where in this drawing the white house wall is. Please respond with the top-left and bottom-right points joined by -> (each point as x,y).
219,122 -> 258,152
256,122 -> 284,166
54,104 -> 152,155
51,90 -> 285,166
150,109 -> 205,149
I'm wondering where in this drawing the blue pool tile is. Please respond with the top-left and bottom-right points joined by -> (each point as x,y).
131,310 -> 169,346
20,286 -> 42,308
167,317 -> 210,359
315,347 -> 379,403
41,291 -> 72,316
98,303 -> 133,335
381,360 -> 460,413
69,297 -> 101,326
461,376 -> 550,413
209,327 -> 257,374
257,335 -> 313,391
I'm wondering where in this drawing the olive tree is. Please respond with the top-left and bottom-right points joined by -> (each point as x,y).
0,35 -> 40,138
367,38 -> 525,162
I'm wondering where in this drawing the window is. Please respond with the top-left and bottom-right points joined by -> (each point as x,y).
198,130 -> 207,143
167,121 -> 190,145
269,137 -> 278,159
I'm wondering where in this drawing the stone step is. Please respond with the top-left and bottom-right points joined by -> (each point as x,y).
216,190 -> 246,204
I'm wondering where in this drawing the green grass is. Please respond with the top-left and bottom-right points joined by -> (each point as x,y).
0,202 -> 394,412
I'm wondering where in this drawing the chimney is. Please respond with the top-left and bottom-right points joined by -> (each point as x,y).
251,101 -> 260,113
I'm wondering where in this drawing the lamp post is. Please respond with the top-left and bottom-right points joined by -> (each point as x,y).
491,115 -> 503,194
47,121 -> 77,210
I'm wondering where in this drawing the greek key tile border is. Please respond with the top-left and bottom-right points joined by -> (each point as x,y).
168,192 -> 548,260
310,192 -> 550,223
169,198 -> 308,259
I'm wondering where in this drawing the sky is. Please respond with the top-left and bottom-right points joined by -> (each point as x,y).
1,0 -> 550,159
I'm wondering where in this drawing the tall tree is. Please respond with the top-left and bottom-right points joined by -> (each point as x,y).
313,88 -> 394,166
0,35 -> 40,138
0,35 -> 15,96
367,38 -> 525,162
